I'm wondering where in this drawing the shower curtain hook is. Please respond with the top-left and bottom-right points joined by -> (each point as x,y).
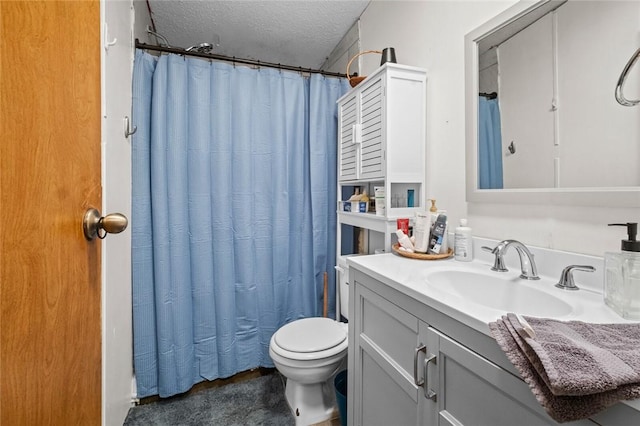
124,116 -> 137,138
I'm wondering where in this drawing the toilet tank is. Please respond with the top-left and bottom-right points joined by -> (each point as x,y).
337,254 -> 366,320
337,256 -> 349,320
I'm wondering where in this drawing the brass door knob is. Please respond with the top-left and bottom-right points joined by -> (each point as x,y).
83,208 -> 128,240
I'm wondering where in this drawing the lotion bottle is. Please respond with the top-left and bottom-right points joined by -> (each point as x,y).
454,219 -> 473,262
413,211 -> 431,253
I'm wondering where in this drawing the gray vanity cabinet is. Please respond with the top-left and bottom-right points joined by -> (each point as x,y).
348,267 -> 597,426
349,276 -> 432,426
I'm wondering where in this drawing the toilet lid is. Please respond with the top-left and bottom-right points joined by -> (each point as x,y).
274,318 -> 347,353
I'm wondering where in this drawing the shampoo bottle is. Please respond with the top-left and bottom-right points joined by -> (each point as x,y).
605,223 -> 640,319
454,219 -> 473,262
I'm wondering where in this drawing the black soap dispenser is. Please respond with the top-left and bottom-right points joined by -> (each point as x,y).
604,223 -> 640,319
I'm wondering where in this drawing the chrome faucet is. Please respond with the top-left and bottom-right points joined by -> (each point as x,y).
482,240 -> 540,280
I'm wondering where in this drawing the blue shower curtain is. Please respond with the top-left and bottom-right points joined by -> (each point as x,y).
131,50 -> 349,398
478,96 -> 503,189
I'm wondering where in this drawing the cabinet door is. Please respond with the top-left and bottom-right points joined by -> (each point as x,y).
358,75 -> 385,180
338,93 -> 358,181
350,282 -> 430,426
426,328 -> 594,426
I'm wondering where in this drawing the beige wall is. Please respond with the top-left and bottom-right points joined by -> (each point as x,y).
358,1 -> 640,256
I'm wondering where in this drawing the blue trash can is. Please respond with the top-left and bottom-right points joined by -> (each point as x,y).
334,370 -> 348,426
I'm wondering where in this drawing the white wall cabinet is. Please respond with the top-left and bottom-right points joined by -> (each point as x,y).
348,268 -> 608,426
336,63 -> 426,255
337,63 -> 426,217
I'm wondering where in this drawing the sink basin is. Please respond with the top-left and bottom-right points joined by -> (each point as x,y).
424,269 -> 573,317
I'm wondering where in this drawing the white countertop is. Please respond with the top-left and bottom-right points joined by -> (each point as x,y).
346,242 -> 640,412
346,251 -> 633,337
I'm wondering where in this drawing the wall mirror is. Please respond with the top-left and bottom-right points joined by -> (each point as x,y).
465,0 -> 640,206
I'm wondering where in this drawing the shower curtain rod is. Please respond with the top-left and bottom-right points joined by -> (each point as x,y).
479,92 -> 498,99
135,40 -> 347,79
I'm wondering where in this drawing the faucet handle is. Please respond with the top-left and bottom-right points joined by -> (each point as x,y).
481,245 -> 508,272
555,265 -> 596,291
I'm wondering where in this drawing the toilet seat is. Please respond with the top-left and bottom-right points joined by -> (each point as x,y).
271,317 -> 348,361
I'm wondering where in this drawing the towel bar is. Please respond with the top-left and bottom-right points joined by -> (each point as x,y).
615,46 -> 640,107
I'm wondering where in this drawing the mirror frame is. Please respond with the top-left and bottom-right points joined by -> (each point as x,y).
465,0 -> 640,207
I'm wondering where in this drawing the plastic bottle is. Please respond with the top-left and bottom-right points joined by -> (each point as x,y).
395,229 -> 415,252
604,223 -> 640,319
413,211 -> 431,253
374,186 -> 385,216
454,219 -> 473,262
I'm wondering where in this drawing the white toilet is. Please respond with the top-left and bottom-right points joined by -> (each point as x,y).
269,276 -> 349,425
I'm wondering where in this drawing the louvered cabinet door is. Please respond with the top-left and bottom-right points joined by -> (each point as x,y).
338,93 -> 359,181
358,76 -> 385,180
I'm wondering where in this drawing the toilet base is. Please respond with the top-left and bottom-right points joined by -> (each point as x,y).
284,377 -> 336,426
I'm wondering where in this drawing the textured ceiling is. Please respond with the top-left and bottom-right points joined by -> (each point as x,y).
148,0 -> 370,69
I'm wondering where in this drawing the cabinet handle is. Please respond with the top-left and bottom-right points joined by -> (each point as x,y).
424,353 -> 437,401
352,124 -> 362,145
413,344 -> 426,386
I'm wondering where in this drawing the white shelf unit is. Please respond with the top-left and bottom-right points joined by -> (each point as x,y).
337,62 -> 426,251
335,63 -> 426,319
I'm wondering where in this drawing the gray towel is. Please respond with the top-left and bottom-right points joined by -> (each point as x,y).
489,314 -> 640,423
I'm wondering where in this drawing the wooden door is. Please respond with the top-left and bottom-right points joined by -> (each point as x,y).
0,1 -> 102,424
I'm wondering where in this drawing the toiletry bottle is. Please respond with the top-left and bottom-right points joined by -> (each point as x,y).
428,213 -> 447,254
454,219 -> 473,262
440,219 -> 449,253
413,211 -> 431,253
428,199 -> 448,253
397,218 -> 410,236
407,189 -> 415,208
374,186 -> 385,216
360,190 -> 370,213
605,223 -> 640,319
428,199 -> 438,229
395,229 -> 415,252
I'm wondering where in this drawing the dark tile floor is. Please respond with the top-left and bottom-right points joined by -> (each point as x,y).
123,372 -> 295,426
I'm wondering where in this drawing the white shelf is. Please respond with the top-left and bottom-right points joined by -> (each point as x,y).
338,211 -> 416,231
338,212 -> 398,233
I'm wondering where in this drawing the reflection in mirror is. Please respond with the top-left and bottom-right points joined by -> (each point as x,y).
471,0 -> 640,191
